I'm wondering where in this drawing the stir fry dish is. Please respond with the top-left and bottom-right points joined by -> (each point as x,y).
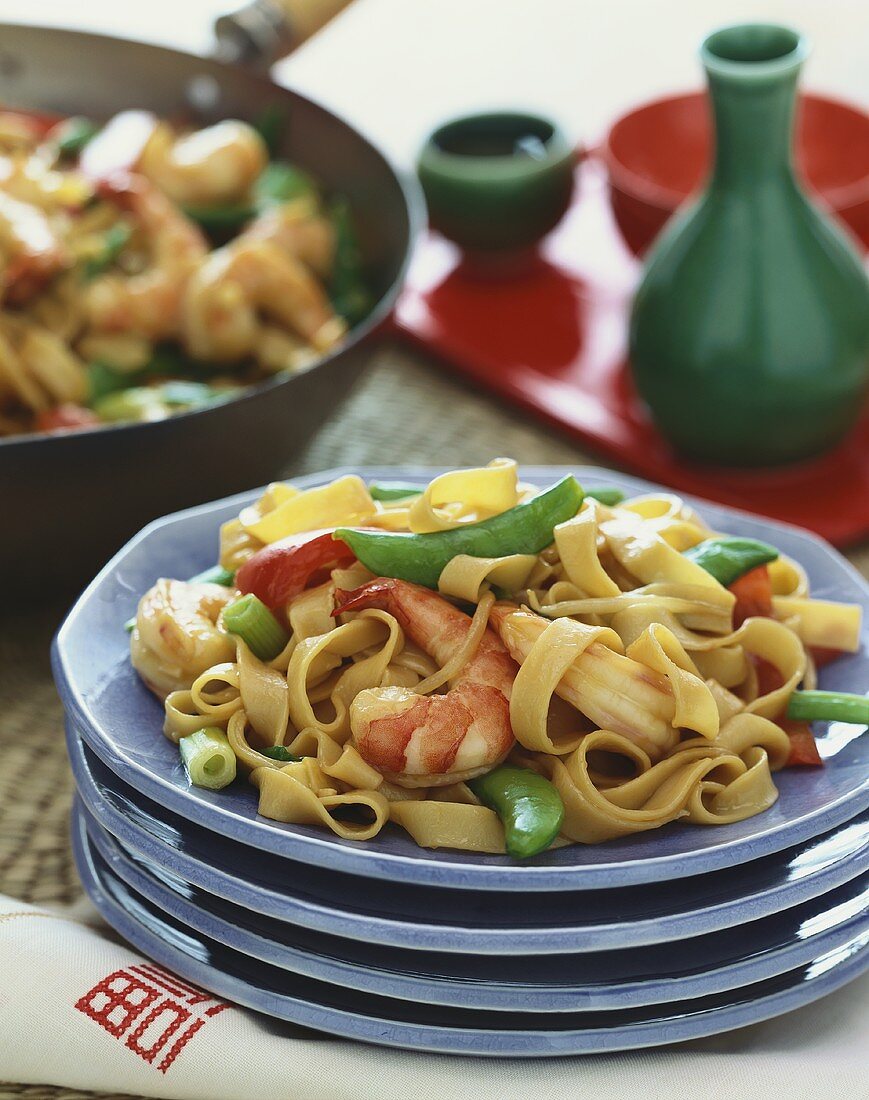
0,108 -> 369,436
129,459 -> 868,860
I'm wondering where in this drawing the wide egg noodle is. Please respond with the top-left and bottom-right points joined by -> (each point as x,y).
438,553 -> 537,603
408,457 -> 520,533
553,503 -> 621,597
508,616 -> 625,755
236,640 -> 289,745
389,800 -> 506,853
286,610 -> 404,741
251,763 -> 390,842
624,624 -> 719,738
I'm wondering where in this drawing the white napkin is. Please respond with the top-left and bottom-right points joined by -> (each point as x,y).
1,891 -> 867,1100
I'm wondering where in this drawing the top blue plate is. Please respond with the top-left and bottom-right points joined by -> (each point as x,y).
53,466 -> 869,891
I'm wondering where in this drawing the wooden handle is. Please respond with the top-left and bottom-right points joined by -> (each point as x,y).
269,0 -> 353,46
214,0 -> 352,66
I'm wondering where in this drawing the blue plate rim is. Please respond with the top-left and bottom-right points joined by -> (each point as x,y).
72,804 -> 869,1058
75,801 -> 869,1014
68,725 -> 869,955
53,464 -> 869,892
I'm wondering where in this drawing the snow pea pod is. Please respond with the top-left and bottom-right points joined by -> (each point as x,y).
469,765 -> 564,860
368,483 -> 423,502
336,475 -> 584,589
683,536 -> 779,586
584,487 -> 625,506
329,198 -> 373,324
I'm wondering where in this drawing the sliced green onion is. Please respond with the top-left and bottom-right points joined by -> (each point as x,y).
787,690 -> 869,726
93,387 -> 170,423
261,745 -> 302,762
179,727 -> 237,790
156,381 -> 221,407
94,381 -> 228,423
88,344 -> 211,405
188,564 -> 236,587
369,483 -> 424,502
124,616 -> 136,633
223,593 -> 289,660
585,487 -> 625,506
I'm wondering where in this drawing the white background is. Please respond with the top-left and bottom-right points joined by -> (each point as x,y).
3,0 -> 867,163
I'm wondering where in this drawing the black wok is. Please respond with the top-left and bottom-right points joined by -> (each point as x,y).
0,9 -> 421,598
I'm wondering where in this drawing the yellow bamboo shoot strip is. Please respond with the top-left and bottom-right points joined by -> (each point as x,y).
241,475 -> 375,543
772,596 -> 862,652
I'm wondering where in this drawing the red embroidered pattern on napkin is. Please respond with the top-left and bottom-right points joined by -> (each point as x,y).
75,961 -> 231,1073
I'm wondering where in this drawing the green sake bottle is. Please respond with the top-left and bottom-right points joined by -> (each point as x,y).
629,24 -> 869,466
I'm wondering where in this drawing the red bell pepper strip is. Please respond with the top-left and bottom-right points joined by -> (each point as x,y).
729,573 -> 846,669
749,656 -> 824,767
752,654 -> 784,701
808,646 -> 845,669
780,720 -> 823,767
729,565 -> 773,627
35,404 -> 101,433
235,530 -> 355,610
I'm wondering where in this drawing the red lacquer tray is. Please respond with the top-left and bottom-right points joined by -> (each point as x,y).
393,159 -> 869,547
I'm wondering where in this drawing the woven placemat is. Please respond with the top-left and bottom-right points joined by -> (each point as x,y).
2,342 -> 867,1099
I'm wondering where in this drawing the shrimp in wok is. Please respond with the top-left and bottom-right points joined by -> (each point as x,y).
0,108 -> 369,436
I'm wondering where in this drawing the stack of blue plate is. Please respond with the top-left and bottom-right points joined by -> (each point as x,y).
54,467 -> 869,1056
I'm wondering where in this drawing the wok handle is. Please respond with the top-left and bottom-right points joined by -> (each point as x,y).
215,0 -> 352,67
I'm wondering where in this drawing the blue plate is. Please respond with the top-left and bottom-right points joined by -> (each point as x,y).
53,465 -> 869,892
69,727 -> 869,954
72,804 -> 869,1057
77,803 -> 869,1013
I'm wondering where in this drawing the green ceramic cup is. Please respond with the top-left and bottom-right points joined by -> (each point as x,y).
416,112 -> 576,252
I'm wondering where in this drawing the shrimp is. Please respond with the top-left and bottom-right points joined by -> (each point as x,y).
131,579 -> 237,698
243,200 -> 335,278
138,120 -> 267,206
182,237 -> 344,361
488,604 -> 680,760
0,190 -> 68,303
85,173 -> 207,340
333,579 -> 519,788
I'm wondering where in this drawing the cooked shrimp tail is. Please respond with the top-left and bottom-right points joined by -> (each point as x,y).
131,578 -> 237,697
333,578 -> 518,787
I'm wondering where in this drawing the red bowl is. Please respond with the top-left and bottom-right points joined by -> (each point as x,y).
602,90 -> 869,255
